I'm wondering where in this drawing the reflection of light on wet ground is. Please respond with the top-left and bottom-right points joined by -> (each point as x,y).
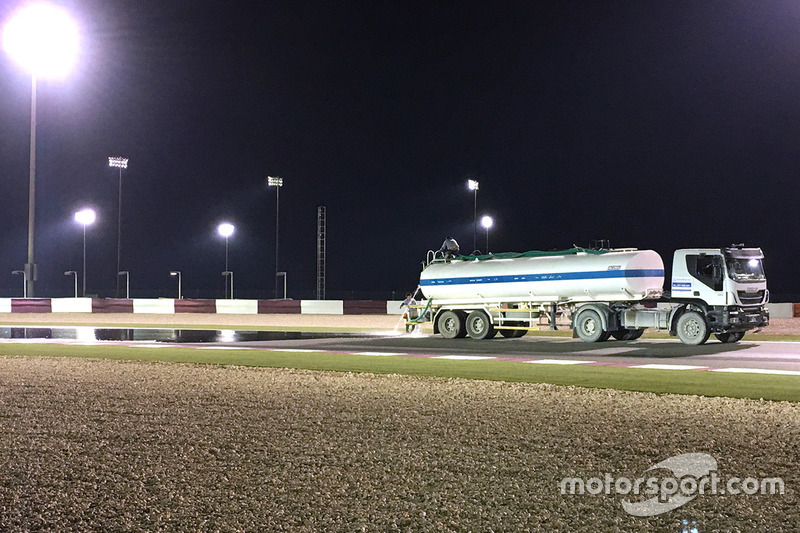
218,329 -> 236,343
0,327 -> 376,344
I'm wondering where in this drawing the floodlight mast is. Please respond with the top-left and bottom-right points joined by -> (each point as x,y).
3,3 -> 79,297
467,180 -> 479,253
217,223 -> 235,298
74,208 -> 96,297
267,176 -> 284,298
109,156 -> 128,297
481,215 -> 493,253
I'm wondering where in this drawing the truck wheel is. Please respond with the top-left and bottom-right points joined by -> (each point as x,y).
466,310 -> 497,340
715,332 -> 745,343
437,311 -> 466,339
575,309 -> 606,342
676,311 -> 710,345
611,328 -> 644,341
499,322 -> 527,338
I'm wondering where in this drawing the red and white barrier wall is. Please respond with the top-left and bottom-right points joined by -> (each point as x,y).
0,298 -> 795,317
0,298 -> 405,315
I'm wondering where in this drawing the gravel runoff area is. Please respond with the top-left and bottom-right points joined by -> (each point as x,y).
0,357 -> 797,532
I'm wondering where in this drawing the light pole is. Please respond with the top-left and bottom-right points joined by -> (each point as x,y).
217,222 -> 234,298
74,208 -> 96,297
3,3 -> 79,298
109,156 -> 128,297
267,176 -> 284,298
11,270 -> 26,298
468,179 -> 479,253
481,215 -> 493,254
118,271 -> 130,299
169,271 -> 182,299
64,271 -> 77,298
222,271 -> 233,299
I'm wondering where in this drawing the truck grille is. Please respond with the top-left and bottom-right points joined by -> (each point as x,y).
737,290 -> 765,305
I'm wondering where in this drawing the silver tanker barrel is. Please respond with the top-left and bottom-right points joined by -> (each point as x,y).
419,248 -> 665,305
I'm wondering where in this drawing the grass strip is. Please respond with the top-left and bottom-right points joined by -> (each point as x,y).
0,342 -> 798,402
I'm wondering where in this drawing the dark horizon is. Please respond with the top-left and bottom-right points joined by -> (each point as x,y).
2,1 -> 799,301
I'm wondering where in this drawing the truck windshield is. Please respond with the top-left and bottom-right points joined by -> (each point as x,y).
726,257 -> 765,281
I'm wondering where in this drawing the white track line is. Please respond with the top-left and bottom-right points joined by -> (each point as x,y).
631,364 -> 709,371
711,368 -> 800,376
525,359 -> 596,365
434,355 -> 496,360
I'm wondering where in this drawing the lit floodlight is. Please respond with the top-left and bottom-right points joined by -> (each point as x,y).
108,156 -> 128,169
3,2 -> 79,79
467,179 -> 479,191
481,215 -> 493,229
74,208 -> 96,226
217,222 -> 234,238
267,176 -> 283,187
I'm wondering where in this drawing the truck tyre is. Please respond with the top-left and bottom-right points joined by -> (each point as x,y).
715,332 -> 745,343
676,311 -> 710,345
438,311 -> 466,339
500,322 -> 527,338
466,310 -> 497,340
611,328 -> 645,341
575,309 -> 606,343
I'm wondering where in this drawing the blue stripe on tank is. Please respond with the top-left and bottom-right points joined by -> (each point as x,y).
420,269 -> 664,287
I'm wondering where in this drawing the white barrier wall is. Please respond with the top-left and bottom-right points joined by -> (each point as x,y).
133,299 -> 176,314
387,300 -> 404,314
301,300 -> 344,315
0,299 -> 11,313
215,299 -> 258,314
51,298 -> 93,313
766,303 -> 794,319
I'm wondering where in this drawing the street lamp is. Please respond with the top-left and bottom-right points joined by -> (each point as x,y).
118,271 -> 130,299
222,271 -> 234,300
217,222 -> 234,298
74,208 -> 96,297
109,156 -> 128,297
3,3 -> 79,297
481,215 -> 493,254
169,271 -> 182,299
267,176 -> 284,298
467,179 -> 479,253
64,271 -> 77,298
11,270 -> 26,298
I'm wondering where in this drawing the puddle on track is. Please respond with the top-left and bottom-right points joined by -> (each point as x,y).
0,327 -> 369,343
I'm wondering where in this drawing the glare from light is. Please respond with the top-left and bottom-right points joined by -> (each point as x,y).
217,222 -> 234,238
481,215 -> 493,229
748,259 -> 759,268
74,208 -> 96,226
3,2 -> 79,79
467,179 -> 479,191
267,176 -> 283,187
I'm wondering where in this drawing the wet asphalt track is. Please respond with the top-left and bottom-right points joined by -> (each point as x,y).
227,333 -> 800,373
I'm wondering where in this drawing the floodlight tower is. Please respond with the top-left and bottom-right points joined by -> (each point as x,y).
217,223 -> 234,298
481,215 -> 493,254
467,179 -> 479,253
267,176 -> 283,298
109,156 -> 128,296
3,3 -> 79,297
74,208 -> 96,297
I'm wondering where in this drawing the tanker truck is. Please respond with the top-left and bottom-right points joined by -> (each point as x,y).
409,242 -> 769,345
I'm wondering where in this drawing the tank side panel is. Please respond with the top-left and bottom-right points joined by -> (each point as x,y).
419,250 -> 664,303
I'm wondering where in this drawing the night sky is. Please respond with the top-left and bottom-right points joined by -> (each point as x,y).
1,0 -> 799,300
